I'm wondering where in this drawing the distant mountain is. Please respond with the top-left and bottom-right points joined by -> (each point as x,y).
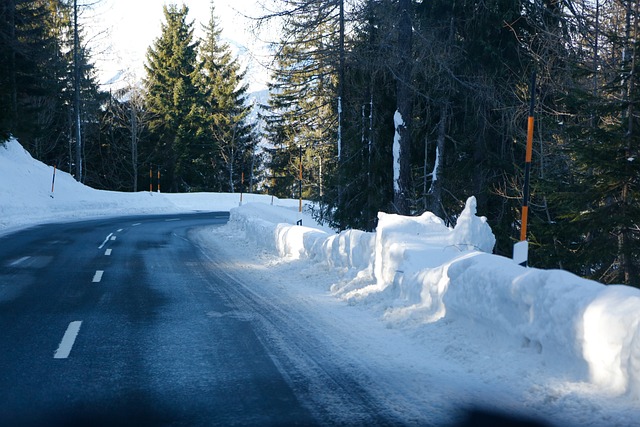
247,89 -> 269,132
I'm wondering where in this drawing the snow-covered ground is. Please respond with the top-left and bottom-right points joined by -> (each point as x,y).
0,138 -> 297,235
3,138 -> 640,425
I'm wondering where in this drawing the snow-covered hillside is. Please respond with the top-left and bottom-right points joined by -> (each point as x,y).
0,138 -> 297,235
3,137 -> 640,425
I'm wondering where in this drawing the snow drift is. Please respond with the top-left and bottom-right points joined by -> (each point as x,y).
229,199 -> 640,399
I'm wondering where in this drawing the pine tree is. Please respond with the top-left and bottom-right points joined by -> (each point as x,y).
0,0 -> 69,152
401,0 -> 540,254
0,0 -> 16,140
29,0 -> 74,165
144,4 -> 200,192
552,0 -> 640,286
0,0 -> 103,178
195,2 -> 256,192
260,0 -> 339,203
323,0 -> 396,230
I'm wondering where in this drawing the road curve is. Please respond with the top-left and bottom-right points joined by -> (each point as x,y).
0,213 -> 400,426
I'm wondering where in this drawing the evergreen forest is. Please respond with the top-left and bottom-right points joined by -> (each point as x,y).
1,0 -> 639,288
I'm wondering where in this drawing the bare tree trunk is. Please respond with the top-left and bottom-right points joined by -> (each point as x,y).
620,0 -> 639,286
423,132 -> 428,212
593,0 -> 600,100
8,0 -> 17,124
229,145 -> 234,192
250,146 -> 256,193
366,92 -> 375,229
73,0 -> 82,182
393,0 -> 413,215
426,104 -> 447,218
131,102 -> 138,191
337,0 -> 344,161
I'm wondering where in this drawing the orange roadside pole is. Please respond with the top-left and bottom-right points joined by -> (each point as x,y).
515,72 -> 536,267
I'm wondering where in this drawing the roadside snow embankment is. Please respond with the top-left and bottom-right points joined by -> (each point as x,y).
229,199 -> 640,398
0,138 -> 283,234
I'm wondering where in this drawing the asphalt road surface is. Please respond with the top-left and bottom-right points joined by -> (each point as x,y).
0,213 -> 402,426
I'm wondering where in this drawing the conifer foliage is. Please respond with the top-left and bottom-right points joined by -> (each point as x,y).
259,0 -> 340,205
143,3 -> 256,193
0,0 -> 101,174
259,0 -> 640,287
143,4 -> 201,192
541,0 -> 640,286
197,4 -> 256,193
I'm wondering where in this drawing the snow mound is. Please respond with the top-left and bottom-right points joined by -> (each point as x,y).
582,285 -> 640,398
450,196 -> 496,253
228,198 -> 640,398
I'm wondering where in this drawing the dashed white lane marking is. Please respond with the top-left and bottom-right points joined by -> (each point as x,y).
54,321 -> 82,359
117,228 -> 123,232
10,256 -> 31,266
110,236 -> 117,241
105,249 -> 112,256
92,270 -> 104,283
165,218 -> 180,222
132,223 -> 141,226
98,233 -> 113,249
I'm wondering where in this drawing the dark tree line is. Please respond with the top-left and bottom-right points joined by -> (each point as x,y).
0,0 -> 103,176
1,1 -> 259,194
261,0 -> 640,287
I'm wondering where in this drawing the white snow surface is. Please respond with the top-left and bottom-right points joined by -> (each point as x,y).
0,138 -> 298,234
429,145 -> 440,192
393,110 -> 403,193
3,137 -> 640,425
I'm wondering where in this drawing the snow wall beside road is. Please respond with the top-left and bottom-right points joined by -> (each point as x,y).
229,198 -> 640,399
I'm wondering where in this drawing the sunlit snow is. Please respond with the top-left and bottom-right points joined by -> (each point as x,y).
2,137 -> 640,425
392,110 -> 403,193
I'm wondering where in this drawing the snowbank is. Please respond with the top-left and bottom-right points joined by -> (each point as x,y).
228,198 -> 640,398
0,138 -> 291,234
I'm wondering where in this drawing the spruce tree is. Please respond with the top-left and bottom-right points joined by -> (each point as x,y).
0,0 -> 103,177
195,2 -> 256,192
0,0 -> 15,140
0,0 -> 69,154
261,0 -> 339,203
144,4 -> 200,192
31,0 -> 75,165
554,1 -> 640,286
323,0 -> 396,230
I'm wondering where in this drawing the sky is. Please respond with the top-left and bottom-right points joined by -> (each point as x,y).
90,0 -> 276,92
